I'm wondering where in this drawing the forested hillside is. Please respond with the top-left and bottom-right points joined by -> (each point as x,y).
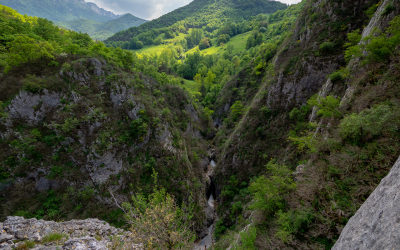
105,0 -> 287,44
0,0 -> 121,22
56,14 -> 148,41
1,0 -> 400,249
0,4 -> 215,247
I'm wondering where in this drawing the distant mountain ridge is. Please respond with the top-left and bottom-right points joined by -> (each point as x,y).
56,14 -> 148,41
0,0 -> 123,22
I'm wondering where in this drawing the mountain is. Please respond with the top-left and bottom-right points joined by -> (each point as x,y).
105,0 -> 288,43
0,0 -> 122,22
1,0 -> 400,249
56,14 -> 148,41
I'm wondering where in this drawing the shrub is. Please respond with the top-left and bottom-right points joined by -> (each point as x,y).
339,104 -> 400,143
22,75 -> 47,93
307,95 -> 342,118
319,42 -> 334,53
238,226 -> 257,250
276,208 -> 314,243
382,3 -> 395,15
122,172 -> 195,250
231,101 -> 244,122
249,160 -> 296,216
329,68 -> 350,82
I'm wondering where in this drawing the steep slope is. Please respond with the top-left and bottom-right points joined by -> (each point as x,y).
0,0 -> 121,22
56,14 -> 148,41
210,0 -> 400,248
105,0 -> 288,43
0,4 -> 214,240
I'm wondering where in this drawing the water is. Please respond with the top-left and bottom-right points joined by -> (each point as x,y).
194,159 -> 217,250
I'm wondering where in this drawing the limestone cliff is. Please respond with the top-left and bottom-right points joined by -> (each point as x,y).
332,156 -> 400,250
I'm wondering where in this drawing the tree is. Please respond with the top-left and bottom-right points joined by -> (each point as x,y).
199,37 -> 212,50
6,36 -> 55,72
122,171 -> 195,250
231,101 -> 244,122
307,95 -> 342,118
204,70 -> 216,89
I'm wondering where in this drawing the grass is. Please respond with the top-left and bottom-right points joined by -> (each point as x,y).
186,31 -> 251,55
135,31 -> 252,56
182,80 -> 198,93
134,32 -> 188,55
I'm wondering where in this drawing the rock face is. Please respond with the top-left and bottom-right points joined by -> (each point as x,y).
0,216 -> 142,249
332,156 -> 400,250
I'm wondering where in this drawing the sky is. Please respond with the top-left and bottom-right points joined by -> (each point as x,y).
87,0 -> 302,20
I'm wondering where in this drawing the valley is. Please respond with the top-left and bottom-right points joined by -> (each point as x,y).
0,0 -> 400,249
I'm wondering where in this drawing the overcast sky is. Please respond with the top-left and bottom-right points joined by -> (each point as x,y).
87,0 -> 302,20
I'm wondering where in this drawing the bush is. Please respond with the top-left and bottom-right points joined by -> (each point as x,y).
276,208 -> 314,243
307,95 -> 342,118
249,160 -> 296,216
122,172 -> 195,249
319,42 -> 334,53
22,75 -> 47,93
382,4 -> 395,15
231,101 -> 244,122
339,104 -> 400,143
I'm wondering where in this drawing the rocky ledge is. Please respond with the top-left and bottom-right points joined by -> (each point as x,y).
0,216 -> 142,249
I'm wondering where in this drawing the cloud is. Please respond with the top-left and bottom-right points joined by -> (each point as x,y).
86,0 -> 302,20
86,0 -> 192,20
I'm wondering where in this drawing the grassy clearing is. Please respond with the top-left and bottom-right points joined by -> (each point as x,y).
134,32 -> 188,55
182,80 -> 198,93
135,31 -> 251,56
186,31 -> 251,55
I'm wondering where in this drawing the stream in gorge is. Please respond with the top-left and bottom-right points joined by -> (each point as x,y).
194,149 -> 218,250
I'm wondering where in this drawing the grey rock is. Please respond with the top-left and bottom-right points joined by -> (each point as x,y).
332,156 -> 400,250
62,237 -> 106,250
1,217 -> 142,249
0,231 -> 13,243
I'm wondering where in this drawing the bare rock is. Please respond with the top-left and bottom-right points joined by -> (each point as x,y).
332,156 -> 400,250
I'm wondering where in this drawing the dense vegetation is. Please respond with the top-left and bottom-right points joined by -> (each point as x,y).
1,0 -> 400,249
0,0 -> 120,22
105,0 -> 287,44
56,14 -> 148,41
0,4 -> 213,244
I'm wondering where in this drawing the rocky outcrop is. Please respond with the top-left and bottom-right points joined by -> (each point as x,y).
332,156 -> 400,250
0,216 -> 142,249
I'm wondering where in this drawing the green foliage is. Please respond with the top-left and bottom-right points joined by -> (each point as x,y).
307,95 -> 342,118
365,3 -> 379,18
60,118 -> 80,133
57,14 -> 147,41
5,36 -> 55,72
249,160 -> 296,216
215,218 -> 227,239
22,75 -> 47,93
0,101 -> 8,119
238,226 -> 257,250
289,105 -> 310,122
319,42 -> 334,54
2,0 -> 117,22
382,4 -> 395,16
276,208 -> 314,243
203,107 -> 214,120
105,0 -> 287,44
339,104 -> 400,143
231,101 -> 244,122
329,68 -> 350,83
42,233 -> 64,243
344,16 -> 400,63
122,171 -> 195,249
129,118 -> 148,142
